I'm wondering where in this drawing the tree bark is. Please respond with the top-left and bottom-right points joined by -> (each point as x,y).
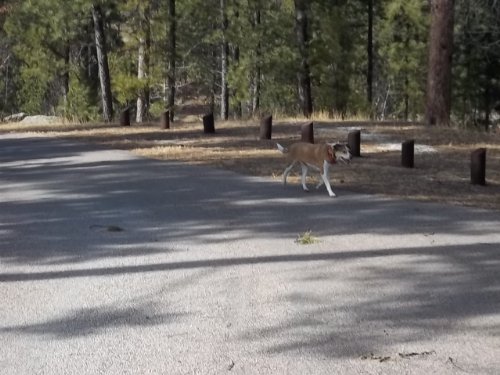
136,39 -> 147,123
62,44 -> 70,115
249,3 -> 261,116
233,44 -> 242,118
294,0 -> 313,118
91,4 -> 114,122
137,6 -> 151,123
220,0 -> 229,120
425,0 -> 455,126
210,42 -> 217,114
232,6 -> 242,119
165,0 -> 176,122
367,0 -> 373,107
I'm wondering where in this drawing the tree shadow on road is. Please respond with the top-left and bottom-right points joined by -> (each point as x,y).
1,136 -> 500,361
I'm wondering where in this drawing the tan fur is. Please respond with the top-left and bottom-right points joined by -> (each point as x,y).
277,141 -> 351,197
284,142 -> 334,167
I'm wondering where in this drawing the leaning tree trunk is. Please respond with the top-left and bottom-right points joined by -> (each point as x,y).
165,0 -> 176,122
425,0 -> 455,126
294,0 -> 313,118
91,4 -> 114,122
220,0 -> 229,120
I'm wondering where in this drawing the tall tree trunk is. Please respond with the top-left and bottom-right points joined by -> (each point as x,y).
91,4 -> 114,122
3,58 -> 9,110
85,23 -> 99,101
425,0 -> 455,126
209,21 -> 218,114
404,82 -> 409,121
233,44 -> 242,118
367,0 -> 373,108
232,7 -> 242,119
484,86 -> 490,131
251,59 -> 261,116
220,0 -> 229,120
62,44 -> 70,116
137,6 -> 151,123
136,37 -> 147,123
165,0 -> 176,122
249,3 -> 261,117
210,42 -> 217,114
294,0 -> 313,117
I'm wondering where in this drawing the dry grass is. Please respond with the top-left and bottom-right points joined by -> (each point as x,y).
1,116 -> 499,211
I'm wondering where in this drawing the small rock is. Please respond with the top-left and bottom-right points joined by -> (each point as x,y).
20,115 -> 65,125
3,112 -> 26,122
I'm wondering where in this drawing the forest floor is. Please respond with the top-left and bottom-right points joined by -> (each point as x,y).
1,111 -> 499,211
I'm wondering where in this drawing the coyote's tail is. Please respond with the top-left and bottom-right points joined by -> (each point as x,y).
276,143 -> 288,154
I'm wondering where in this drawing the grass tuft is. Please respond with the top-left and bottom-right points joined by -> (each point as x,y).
295,230 -> 320,245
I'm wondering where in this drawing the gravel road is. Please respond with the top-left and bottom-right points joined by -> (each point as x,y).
1,134 -> 500,374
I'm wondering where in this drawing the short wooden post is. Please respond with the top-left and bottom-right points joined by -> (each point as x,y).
301,122 -> 314,143
348,130 -> 361,156
471,148 -> 486,185
120,108 -> 130,126
203,112 -> 215,134
259,115 -> 272,140
160,111 -> 170,129
402,140 -> 415,168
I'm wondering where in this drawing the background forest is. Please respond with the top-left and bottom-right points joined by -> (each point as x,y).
0,0 -> 499,129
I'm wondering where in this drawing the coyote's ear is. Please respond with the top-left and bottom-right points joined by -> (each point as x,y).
328,142 -> 340,151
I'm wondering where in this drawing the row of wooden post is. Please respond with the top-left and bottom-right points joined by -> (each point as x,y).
261,118 -> 487,186
119,108 -> 487,186
398,139 -> 486,185
120,108 -> 213,133
119,108 -> 172,129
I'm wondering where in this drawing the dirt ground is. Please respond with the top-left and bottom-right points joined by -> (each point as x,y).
1,115 -> 499,211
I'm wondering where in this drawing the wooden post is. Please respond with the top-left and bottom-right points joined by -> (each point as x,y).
161,111 -> 170,129
120,108 -> 130,126
402,140 -> 415,168
348,130 -> 361,156
203,113 -> 215,134
471,148 -> 486,185
301,122 -> 314,143
259,115 -> 272,140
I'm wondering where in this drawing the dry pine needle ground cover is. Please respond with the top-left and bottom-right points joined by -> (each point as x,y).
1,116 -> 499,211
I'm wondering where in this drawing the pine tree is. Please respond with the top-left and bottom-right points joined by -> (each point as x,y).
453,0 -> 500,129
0,3 -> 15,115
4,0 -> 94,115
1,0 -> 497,124
379,0 -> 428,120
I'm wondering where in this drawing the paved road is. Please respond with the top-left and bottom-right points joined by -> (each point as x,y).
1,133 -> 500,374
